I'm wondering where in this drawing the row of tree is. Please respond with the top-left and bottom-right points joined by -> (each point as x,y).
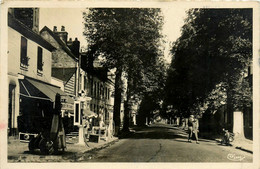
82,8 -> 252,135
164,9 -> 252,121
83,8 -> 166,135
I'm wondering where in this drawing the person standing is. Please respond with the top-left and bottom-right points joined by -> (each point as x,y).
193,116 -> 199,144
187,115 -> 194,143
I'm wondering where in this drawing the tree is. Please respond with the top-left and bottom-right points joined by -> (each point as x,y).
83,8 -> 164,134
165,9 -> 252,121
136,58 -> 167,126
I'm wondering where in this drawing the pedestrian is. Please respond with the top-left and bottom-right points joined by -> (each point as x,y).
193,116 -> 199,144
187,114 -> 194,143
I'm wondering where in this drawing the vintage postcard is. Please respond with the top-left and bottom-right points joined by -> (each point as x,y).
0,1 -> 259,169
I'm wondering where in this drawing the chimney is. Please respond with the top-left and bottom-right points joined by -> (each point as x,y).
67,38 -> 73,46
67,37 -> 80,58
54,25 -> 68,44
61,25 -> 65,31
53,26 -> 57,32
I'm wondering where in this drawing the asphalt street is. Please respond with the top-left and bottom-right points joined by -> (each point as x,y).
79,124 -> 253,162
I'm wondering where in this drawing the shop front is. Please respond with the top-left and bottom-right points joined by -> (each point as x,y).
18,77 -> 72,142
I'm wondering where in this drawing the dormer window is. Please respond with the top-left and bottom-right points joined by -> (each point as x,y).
20,36 -> 29,68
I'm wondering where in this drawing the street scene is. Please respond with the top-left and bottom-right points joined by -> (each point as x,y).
4,6 -> 253,164
8,123 -> 252,162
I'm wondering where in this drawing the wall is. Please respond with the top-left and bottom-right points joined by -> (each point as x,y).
40,30 -> 77,68
8,27 -> 52,83
8,27 -> 52,134
65,73 -> 76,97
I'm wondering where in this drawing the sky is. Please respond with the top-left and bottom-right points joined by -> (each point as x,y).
39,7 -> 188,63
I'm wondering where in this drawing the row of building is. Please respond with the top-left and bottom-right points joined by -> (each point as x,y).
7,8 -> 115,137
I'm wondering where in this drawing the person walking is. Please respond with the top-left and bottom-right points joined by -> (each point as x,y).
193,116 -> 199,144
187,115 -> 194,143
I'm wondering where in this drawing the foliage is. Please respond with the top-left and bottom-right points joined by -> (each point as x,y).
83,8 -> 165,131
164,8 -> 252,116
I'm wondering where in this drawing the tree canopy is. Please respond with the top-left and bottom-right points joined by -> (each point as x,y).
164,8 -> 252,117
83,8 -> 165,131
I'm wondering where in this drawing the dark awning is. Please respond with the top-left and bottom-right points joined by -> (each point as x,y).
19,78 -> 74,104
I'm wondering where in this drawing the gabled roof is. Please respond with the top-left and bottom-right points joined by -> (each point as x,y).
52,67 -> 77,83
8,13 -> 56,52
86,67 -> 114,84
40,26 -> 77,61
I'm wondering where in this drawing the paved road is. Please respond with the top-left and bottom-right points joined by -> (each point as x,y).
80,124 -> 253,162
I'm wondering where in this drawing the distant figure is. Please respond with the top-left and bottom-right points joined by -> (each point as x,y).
187,115 -> 194,143
221,128 -> 234,146
193,116 -> 199,144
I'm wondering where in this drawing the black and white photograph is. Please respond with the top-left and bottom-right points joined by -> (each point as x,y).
0,1 -> 259,169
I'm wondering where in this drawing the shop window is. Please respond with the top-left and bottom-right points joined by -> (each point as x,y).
20,36 -> 29,68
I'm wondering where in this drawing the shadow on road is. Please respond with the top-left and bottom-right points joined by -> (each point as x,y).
23,150 -> 75,156
120,125 -> 188,140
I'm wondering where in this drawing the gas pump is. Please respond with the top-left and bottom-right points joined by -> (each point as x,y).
74,97 -> 91,145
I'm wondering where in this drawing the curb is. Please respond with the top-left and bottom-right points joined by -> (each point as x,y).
83,138 -> 119,154
65,138 -> 119,162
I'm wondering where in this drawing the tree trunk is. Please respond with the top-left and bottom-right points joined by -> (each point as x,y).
113,67 -> 123,136
122,77 -> 132,133
122,100 -> 130,132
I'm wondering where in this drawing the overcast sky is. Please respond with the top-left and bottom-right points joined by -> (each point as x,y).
39,7 -> 188,63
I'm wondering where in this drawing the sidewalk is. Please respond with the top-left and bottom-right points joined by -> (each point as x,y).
170,124 -> 253,154
215,136 -> 253,154
8,136 -> 119,162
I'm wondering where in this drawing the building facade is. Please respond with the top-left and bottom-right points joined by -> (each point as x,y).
8,9 -> 59,136
79,53 -> 115,126
40,26 -> 79,118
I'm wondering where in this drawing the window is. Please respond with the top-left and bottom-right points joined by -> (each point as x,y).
248,65 -> 252,75
79,74 -> 82,91
97,82 -> 100,98
20,36 -> 29,67
105,87 -> 107,99
90,79 -> 93,96
37,47 -> 43,72
94,82 -> 96,97
84,76 -> 87,91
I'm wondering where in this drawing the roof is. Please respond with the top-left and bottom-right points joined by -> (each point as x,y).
8,13 -> 56,52
86,67 -> 114,85
40,26 -> 77,61
52,67 -> 77,83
